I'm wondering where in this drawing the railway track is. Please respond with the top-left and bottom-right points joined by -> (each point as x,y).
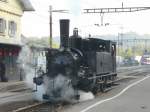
2,66 -> 150,112
13,102 -> 52,112
12,102 -> 65,112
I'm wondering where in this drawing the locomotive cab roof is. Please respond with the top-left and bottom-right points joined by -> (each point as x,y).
79,37 -> 116,52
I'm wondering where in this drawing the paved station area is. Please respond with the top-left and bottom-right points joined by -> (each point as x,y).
60,65 -> 150,112
81,75 -> 150,112
0,81 -> 25,92
0,81 -> 36,112
0,81 -> 34,104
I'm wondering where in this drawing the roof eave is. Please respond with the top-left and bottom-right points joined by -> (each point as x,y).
19,0 -> 35,12
23,8 -> 35,12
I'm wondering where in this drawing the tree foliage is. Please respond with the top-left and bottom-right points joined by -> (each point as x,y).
26,37 -> 59,48
117,43 -> 150,58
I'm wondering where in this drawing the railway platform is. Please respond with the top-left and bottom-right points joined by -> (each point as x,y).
0,81 -> 26,92
0,81 -> 32,102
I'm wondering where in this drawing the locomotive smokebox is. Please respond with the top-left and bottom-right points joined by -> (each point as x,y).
60,19 -> 70,48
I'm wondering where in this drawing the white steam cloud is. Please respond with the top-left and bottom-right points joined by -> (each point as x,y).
17,43 -> 46,101
79,91 -> 95,102
44,74 -> 76,102
17,45 -> 34,88
17,42 -> 95,102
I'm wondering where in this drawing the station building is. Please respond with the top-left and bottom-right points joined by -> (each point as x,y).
0,0 -> 34,81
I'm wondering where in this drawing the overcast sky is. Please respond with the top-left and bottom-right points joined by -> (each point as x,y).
22,0 -> 150,38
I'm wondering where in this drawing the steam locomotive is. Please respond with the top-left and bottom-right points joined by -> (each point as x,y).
33,19 -> 117,102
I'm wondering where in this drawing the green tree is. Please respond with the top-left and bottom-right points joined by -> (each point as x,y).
27,37 -> 59,48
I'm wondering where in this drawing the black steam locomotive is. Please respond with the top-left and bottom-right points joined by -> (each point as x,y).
33,19 -> 117,101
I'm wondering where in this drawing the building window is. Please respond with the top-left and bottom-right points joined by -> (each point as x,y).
8,21 -> 17,37
0,18 -> 6,34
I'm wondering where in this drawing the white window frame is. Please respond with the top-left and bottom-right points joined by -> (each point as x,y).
8,21 -> 17,37
0,18 -> 6,35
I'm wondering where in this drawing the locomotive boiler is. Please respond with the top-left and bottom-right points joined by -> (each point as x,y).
33,19 -> 117,102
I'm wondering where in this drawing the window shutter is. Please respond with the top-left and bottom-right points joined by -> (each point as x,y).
14,22 -> 17,31
4,19 -> 6,29
0,19 -> 2,33
8,21 -> 17,37
0,19 -> 6,33
8,21 -> 11,35
2,19 -> 4,33
2,19 -> 6,33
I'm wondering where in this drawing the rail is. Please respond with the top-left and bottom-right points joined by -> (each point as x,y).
13,102 -> 49,112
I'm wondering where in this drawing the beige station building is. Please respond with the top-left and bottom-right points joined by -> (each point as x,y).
0,0 -> 34,81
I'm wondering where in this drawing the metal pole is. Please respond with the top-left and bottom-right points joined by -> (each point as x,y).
118,33 -> 120,55
49,6 -> 69,48
50,5 -> 52,48
145,39 -> 147,51
100,13 -> 104,26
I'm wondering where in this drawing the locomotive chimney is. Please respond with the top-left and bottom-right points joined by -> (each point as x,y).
60,19 -> 70,48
